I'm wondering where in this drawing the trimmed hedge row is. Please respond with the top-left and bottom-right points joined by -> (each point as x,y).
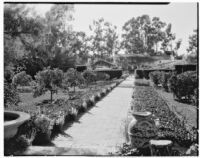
135,69 -> 174,79
94,69 -> 122,79
149,70 -> 198,104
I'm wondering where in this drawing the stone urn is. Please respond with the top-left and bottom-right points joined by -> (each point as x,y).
128,111 -> 157,148
4,110 -> 30,139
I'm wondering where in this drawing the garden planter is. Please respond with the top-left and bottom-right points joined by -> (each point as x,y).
90,95 -> 96,103
82,100 -> 88,110
4,111 -> 30,139
103,89 -> 107,94
128,111 -> 157,148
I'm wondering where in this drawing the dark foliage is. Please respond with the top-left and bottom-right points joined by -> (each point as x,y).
94,69 -> 122,79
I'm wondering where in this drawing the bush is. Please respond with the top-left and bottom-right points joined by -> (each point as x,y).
82,70 -> 96,85
95,72 -> 110,81
4,119 -> 37,156
169,71 -> 197,101
12,71 -> 32,87
4,82 -> 20,107
160,72 -> 172,92
32,115 -> 53,145
149,71 -> 162,86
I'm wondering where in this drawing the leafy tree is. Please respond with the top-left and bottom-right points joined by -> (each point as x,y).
12,71 -> 32,87
122,16 -> 145,54
122,15 -> 166,55
63,68 -> 85,93
34,67 -> 64,102
161,23 -> 176,53
70,31 -> 91,65
89,18 -> 119,60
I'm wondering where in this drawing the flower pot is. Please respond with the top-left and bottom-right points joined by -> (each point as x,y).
128,111 -> 157,148
4,111 -> 30,139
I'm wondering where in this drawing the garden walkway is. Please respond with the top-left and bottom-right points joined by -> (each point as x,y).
24,76 -> 135,155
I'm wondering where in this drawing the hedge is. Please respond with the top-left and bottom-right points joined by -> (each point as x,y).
169,71 -> 197,101
94,69 -> 122,79
135,69 -> 174,79
175,64 -> 197,74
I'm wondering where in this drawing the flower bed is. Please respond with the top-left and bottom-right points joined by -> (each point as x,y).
118,85 -> 198,156
131,86 -> 197,147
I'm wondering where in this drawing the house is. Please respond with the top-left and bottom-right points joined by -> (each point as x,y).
91,59 -> 117,70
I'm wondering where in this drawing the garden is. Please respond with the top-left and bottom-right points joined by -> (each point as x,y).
4,3 -> 198,156
4,67 -> 126,155
115,69 -> 198,156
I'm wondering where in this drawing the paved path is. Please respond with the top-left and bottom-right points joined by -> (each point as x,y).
25,76 -> 134,156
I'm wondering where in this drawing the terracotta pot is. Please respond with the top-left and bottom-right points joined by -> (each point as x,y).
128,111 -> 157,148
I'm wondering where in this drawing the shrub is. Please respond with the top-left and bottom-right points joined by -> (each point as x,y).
82,70 -> 96,86
169,71 -> 197,101
160,72 -> 172,92
95,72 -> 110,81
149,71 -> 162,86
4,82 -> 20,107
32,115 -> 53,145
12,71 -> 32,87
33,67 -> 64,102
4,119 -> 37,156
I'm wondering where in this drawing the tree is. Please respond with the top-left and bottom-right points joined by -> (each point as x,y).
12,71 -> 32,87
4,4 -> 44,71
187,29 -> 197,55
161,23 -> 176,53
174,39 -> 182,56
34,67 -> 64,102
121,15 -> 166,55
121,16 -> 145,54
63,68 -> 84,93
89,18 -> 119,60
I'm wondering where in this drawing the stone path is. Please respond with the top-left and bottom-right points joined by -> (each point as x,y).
24,76 -> 134,156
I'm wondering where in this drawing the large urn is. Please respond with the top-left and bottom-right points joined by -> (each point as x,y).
4,111 -> 30,139
128,111 -> 157,148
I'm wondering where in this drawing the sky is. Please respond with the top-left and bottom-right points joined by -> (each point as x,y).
28,3 -> 197,55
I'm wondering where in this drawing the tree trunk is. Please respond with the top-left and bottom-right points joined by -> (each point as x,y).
73,86 -> 75,93
50,90 -> 53,103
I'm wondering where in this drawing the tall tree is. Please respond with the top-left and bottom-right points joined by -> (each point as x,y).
121,15 -> 166,55
89,18 -> 119,60
161,23 -> 176,53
